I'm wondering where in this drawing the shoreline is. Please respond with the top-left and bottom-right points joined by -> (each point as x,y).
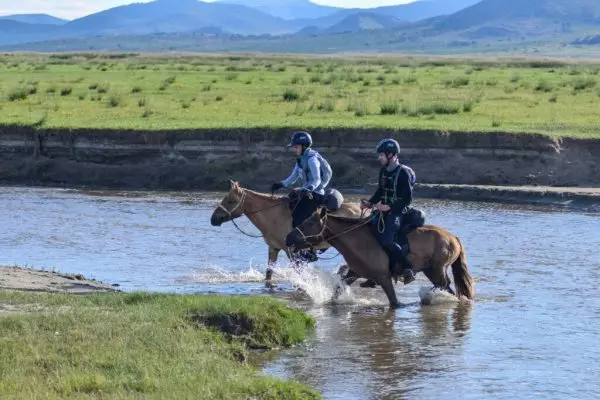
2,182 -> 598,212
416,184 -> 600,212
0,266 -> 119,295
0,269 -> 319,399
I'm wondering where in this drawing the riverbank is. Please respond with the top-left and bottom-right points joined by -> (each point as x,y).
0,266 -> 119,294
417,184 -> 600,211
1,126 -> 599,190
1,125 -> 599,211
0,267 -> 319,399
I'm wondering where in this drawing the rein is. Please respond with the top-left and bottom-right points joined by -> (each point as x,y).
217,189 -> 287,239
295,209 -> 373,247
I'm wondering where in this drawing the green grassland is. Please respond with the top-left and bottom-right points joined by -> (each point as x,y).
0,291 -> 318,399
1,53 -> 600,137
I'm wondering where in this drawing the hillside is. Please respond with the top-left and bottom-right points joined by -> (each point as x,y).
432,0 -> 600,35
322,13 -> 405,34
0,14 -> 67,25
64,0 -> 292,35
0,20 -> 59,45
217,0 -> 340,20
290,0 -> 480,31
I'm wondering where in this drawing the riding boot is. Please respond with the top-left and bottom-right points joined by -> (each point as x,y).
387,243 -> 415,285
360,279 -> 378,288
398,252 -> 416,285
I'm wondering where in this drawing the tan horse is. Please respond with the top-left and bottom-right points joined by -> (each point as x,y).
210,181 -> 365,281
285,208 -> 475,308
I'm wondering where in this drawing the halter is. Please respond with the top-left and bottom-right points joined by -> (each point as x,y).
293,211 -> 329,244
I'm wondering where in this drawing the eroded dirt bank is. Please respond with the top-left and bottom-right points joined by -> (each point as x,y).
0,266 -> 118,295
1,126 -> 598,201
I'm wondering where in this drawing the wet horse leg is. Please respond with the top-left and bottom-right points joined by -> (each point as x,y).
378,276 -> 401,309
423,265 -> 454,295
265,247 -> 280,283
336,264 -> 359,286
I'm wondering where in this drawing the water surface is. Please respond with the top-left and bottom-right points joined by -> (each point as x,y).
1,187 -> 598,399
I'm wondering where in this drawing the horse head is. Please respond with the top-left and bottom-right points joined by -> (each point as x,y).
210,180 -> 245,226
285,207 -> 327,249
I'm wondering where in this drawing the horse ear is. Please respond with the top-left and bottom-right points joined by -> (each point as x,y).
229,180 -> 235,189
319,207 -> 327,219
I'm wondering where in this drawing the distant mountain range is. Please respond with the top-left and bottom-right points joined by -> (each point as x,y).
0,0 -> 480,46
0,13 -> 67,25
2,0 -> 599,53
302,12 -> 407,36
216,0 -> 341,20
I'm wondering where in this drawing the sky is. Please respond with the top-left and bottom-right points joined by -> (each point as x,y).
0,0 -> 415,20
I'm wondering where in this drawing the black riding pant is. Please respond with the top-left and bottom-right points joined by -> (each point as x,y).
291,193 -> 324,228
370,213 -> 410,271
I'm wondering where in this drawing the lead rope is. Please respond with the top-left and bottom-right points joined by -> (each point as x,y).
377,212 -> 386,234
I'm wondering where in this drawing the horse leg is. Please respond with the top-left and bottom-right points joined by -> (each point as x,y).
424,264 -> 454,295
378,276 -> 401,309
336,264 -> 359,286
265,247 -> 280,286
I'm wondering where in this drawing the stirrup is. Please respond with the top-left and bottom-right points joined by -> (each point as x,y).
401,269 -> 415,285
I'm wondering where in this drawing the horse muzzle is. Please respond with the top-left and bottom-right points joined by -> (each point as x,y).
285,232 -> 301,248
210,216 -> 223,226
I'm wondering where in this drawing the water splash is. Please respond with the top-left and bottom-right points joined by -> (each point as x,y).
178,264 -> 265,284
418,286 -> 460,306
177,262 -> 387,306
272,262 -> 386,306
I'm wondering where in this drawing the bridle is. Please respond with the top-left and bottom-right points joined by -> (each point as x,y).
216,189 -> 287,238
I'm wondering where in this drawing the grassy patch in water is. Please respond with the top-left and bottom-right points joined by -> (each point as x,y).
0,291 -> 318,399
1,53 -> 600,137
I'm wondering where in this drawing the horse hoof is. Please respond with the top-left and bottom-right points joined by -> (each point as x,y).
265,269 -> 273,281
389,302 -> 402,309
265,280 -> 275,289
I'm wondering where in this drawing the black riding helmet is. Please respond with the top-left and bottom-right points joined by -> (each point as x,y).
376,138 -> 400,156
287,131 -> 313,152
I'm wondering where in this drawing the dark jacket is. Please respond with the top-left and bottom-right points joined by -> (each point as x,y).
368,165 -> 415,215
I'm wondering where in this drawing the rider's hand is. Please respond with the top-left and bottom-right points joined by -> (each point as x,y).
271,182 -> 284,193
360,199 -> 372,210
375,203 -> 391,212
301,188 -> 313,199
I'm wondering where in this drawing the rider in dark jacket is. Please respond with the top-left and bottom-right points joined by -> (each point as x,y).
361,138 -> 416,284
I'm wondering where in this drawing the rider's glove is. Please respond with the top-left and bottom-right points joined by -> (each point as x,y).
271,182 -> 284,193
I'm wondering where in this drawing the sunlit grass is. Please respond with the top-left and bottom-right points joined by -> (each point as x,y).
0,53 -> 599,137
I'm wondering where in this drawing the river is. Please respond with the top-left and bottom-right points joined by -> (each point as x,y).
1,187 -> 599,399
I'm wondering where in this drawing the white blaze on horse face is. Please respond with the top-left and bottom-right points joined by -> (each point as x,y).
217,188 -> 245,221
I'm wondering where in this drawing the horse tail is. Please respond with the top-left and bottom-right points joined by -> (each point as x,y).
451,237 -> 475,300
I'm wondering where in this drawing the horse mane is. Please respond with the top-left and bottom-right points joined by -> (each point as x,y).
230,181 -> 287,202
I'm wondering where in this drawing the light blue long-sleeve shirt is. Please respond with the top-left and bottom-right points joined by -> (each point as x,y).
281,149 -> 332,195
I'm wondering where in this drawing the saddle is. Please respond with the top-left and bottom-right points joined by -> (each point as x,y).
394,207 -> 426,253
287,188 -> 344,212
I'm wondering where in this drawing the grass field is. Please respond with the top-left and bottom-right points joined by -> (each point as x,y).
0,291 -> 319,399
1,53 -> 600,137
